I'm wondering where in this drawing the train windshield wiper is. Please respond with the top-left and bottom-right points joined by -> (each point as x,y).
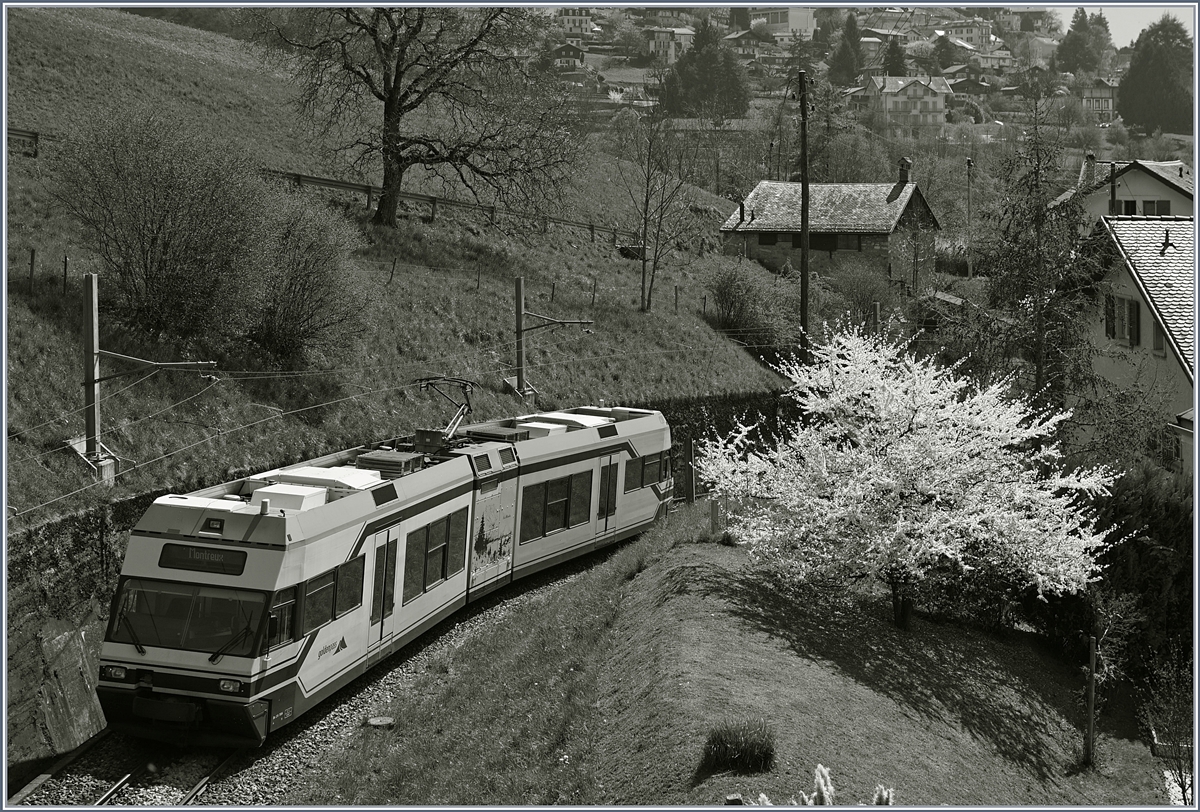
208,625 -> 252,664
121,614 -> 147,655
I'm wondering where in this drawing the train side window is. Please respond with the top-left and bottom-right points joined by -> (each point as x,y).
599,463 -> 618,518
447,508 -> 467,578
624,458 -> 643,492
335,555 -> 365,617
267,587 -> 297,651
402,526 -> 427,604
425,517 -> 449,589
301,570 -> 336,635
569,471 -> 592,527
382,538 -> 398,619
520,482 -> 546,543
643,454 -> 661,486
544,477 -> 570,534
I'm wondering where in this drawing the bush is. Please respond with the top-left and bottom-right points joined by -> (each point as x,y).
51,100 -> 366,367
699,718 -> 775,774
51,100 -> 265,350
250,187 -> 368,365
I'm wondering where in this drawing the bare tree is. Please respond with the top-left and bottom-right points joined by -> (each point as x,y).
248,8 -> 581,227
609,106 -> 707,312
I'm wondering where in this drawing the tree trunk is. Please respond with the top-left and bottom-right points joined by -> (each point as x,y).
373,101 -> 406,228
373,160 -> 406,228
890,581 -> 913,630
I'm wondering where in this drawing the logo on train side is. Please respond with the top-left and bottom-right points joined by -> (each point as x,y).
318,637 -> 348,660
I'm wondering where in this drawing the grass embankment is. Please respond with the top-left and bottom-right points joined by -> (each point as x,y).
287,504 -> 1167,806
5,7 -> 777,527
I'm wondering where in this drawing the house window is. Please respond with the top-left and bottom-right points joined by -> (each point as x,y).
836,234 -> 861,251
1121,200 -> 1138,215
810,234 -> 837,252
1144,200 -> 1171,215
1105,294 -> 1140,347
1153,322 -> 1166,354
758,232 -> 778,246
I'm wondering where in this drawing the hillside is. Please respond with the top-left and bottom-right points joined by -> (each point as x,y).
5,7 -> 778,528
285,503 -> 1168,806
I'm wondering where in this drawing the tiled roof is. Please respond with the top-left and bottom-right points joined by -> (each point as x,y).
1058,159 -> 1195,207
870,75 -> 954,95
1103,215 -> 1196,377
720,180 -> 938,233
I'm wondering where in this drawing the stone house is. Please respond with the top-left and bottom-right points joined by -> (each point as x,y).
1092,216 -> 1195,471
719,158 -> 941,292
644,26 -> 694,65
847,75 -> 952,138
549,43 -> 586,70
1077,76 -> 1118,122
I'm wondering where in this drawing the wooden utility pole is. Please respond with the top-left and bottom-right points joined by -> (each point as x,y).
799,69 -> 810,363
966,157 -> 974,279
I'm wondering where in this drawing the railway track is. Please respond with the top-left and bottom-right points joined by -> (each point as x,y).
11,543 -> 608,806
10,735 -> 244,807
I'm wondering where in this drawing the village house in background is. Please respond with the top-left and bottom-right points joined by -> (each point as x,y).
1058,154 -> 1194,223
1092,216 -> 1195,472
719,158 -> 940,292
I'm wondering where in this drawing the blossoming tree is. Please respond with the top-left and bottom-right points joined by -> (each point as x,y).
696,326 -> 1116,629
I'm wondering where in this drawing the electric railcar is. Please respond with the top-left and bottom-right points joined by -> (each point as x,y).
96,405 -> 673,747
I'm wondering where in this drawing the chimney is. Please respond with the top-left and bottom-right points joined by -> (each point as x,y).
1109,162 -> 1117,215
898,156 -> 913,184
739,201 -> 745,223
1085,151 -> 1096,188
749,208 -> 756,222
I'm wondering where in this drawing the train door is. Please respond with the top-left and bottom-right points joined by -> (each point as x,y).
367,526 -> 399,657
595,455 -> 619,541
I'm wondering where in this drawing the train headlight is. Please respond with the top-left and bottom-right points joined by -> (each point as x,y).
218,679 -> 243,693
99,665 -> 127,680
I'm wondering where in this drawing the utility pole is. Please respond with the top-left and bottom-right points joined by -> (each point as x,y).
75,273 -> 216,482
799,69 -> 810,363
966,157 -> 974,279
507,276 -> 592,398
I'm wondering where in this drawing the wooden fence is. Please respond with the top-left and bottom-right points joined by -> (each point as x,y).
263,168 -> 641,245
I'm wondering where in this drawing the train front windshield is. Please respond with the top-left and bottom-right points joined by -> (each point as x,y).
107,577 -> 269,658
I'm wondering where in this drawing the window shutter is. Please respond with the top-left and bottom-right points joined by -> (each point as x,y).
1128,300 -> 1140,347
1104,295 -> 1115,339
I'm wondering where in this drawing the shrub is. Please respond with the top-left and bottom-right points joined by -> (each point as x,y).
699,718 -> 775,774
51,100 -> 265,350
249,187 -> 368,365
1138,640 -> 1193,805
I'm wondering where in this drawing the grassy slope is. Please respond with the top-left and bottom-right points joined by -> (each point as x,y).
4,8 -> 775,527
287,504 -> 1167,806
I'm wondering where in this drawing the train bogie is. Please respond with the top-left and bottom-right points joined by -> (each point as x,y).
97,405 -> 671,747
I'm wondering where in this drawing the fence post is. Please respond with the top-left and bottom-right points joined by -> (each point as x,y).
29,248 -> 35,295
62,254 -> 68,295
551,281 -> 556,302
490,205 -> 497,225
703,295 -> 707,315
430,197 -> 438,222
591,279 -> 597,308
590,223 -> 596,242
477,266 -> 482,291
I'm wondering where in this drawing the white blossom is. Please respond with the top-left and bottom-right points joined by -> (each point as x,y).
697,326 -> 1115,600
